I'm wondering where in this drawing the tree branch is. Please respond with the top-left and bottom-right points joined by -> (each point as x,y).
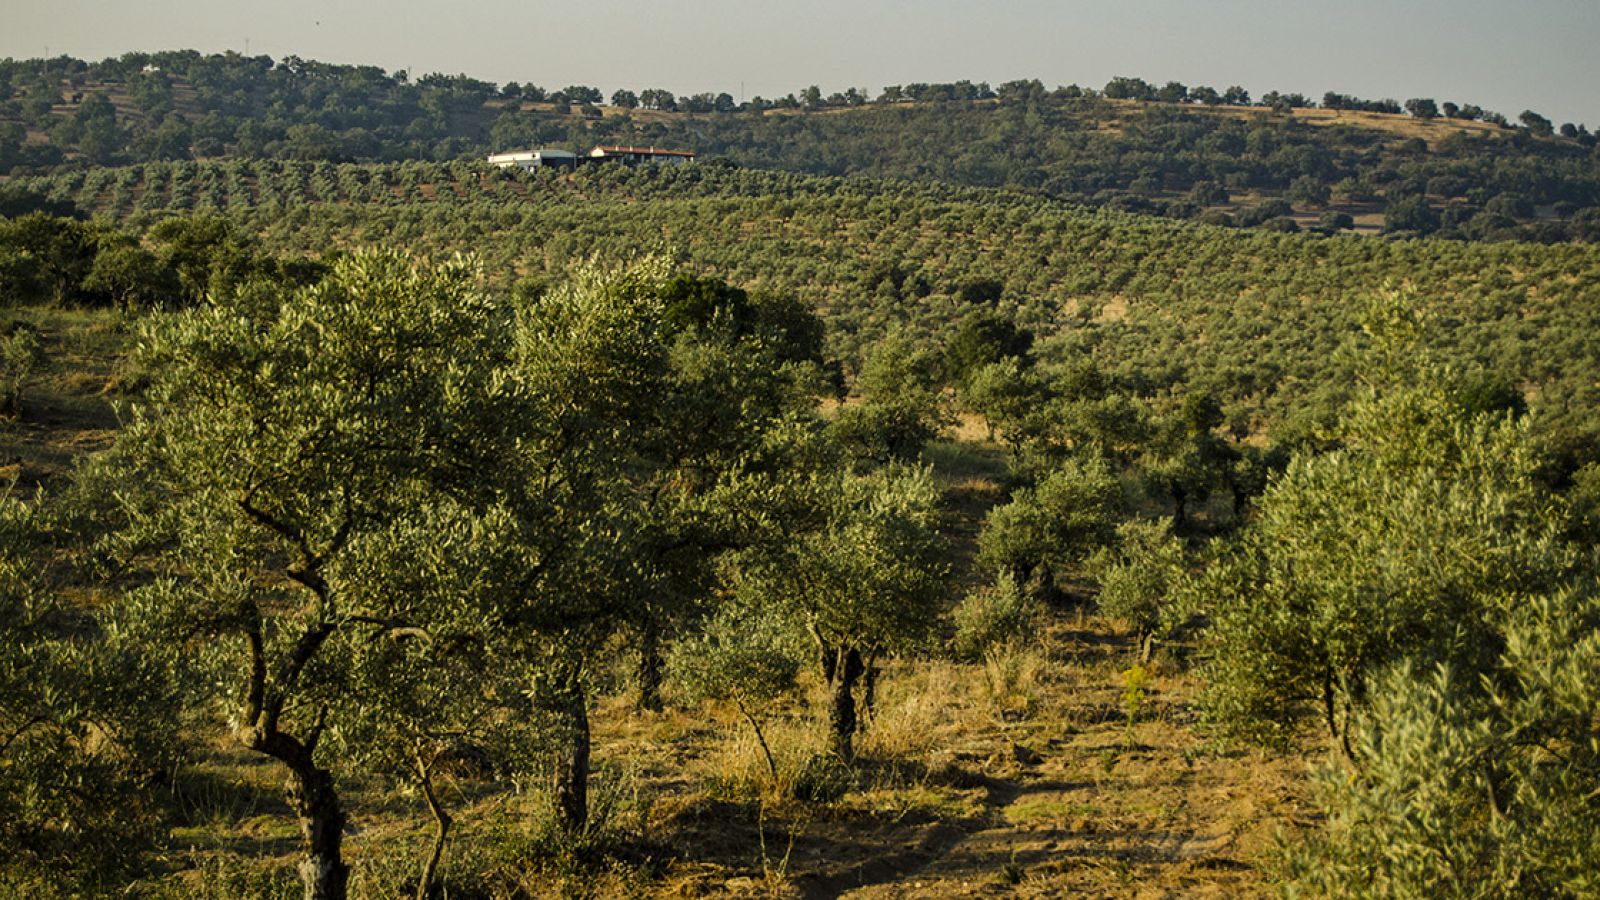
263,620 -> 337,734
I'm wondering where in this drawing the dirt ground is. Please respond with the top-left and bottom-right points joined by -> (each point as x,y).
602,612 -> 1319,899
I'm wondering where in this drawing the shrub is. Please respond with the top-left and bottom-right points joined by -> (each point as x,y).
669,605 -> 803,785
1087,518 -> 1187,656
951,572 -> 1042,660
976,454 -> 1124,598
1284,587 -> 1600,896
0,320 -> 45,418
0,496 -> 180,892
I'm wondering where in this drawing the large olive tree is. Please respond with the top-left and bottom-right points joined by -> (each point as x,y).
104,249 -> 514,899
1194,298 -> 1600,891
1197,363 -> 1573,751
623,276 -> 829,712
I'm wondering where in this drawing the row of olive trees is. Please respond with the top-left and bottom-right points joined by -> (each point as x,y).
0,211 -> 324,310
12,250 -> 950,899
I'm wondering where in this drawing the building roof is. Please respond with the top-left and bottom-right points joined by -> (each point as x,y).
589,145 -> 696,158
488,148 -> 578,161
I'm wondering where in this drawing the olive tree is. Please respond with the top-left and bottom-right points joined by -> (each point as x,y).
961,356 -> 1047,444
1285,586 -> 1600,896
484,260 -> 677,834
976,453 -> 1124,600
331,503 -> 543,900
104,249 -> 512,900
951,572 -> 1042,661
0,320 -> 45,419
829,329 -> 949,465
624,276 -> 829,712
667,602 -> 804,784
1087,518 -> 1188,659
1195,302 -> 1575,751
737,464 -> 948,759
1141,393 -> 1232,533
0,495 -> 180,893
1194,299 -> 1599,889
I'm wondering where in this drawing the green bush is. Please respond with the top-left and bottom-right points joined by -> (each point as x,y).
0,320 -> 45,418
1197,301 -> 1600,894
951,572 -> 1042,661
0,497 -> 180,892
1087,518 -> 1186,652
1284,587 -> 1600,897
976,454 -> 1124,597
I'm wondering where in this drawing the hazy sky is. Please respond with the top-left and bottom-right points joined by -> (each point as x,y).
5,0 -> 1598,124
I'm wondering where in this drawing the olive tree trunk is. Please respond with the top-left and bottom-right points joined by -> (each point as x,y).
415,754 -> 451,900
281,750 -> 348,900
549,678 -> 591,833
825,646 -> 865,760
636,620 -> 664,713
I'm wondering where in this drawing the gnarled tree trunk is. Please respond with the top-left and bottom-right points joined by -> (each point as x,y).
239,620 -> 349,900
281,747 -> 348,900
860,651 -> 881,724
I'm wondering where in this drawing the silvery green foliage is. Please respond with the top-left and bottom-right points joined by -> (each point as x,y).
728,459 -> 949,658
104,248 -> 518,898
976,453 -> 1124,589
829,328 -> 949,466
731,461 -> 949,758
960,356 -> 1046,444
668,603 -> 803,711
1285,586 -> 1600,897
0,496 -> 179,891
1087,518 -> 1186,641
951,571 -> 1041,661
1197,377 -> 1573,748
783,463 -> 950,656
1198,300 -> 1599,894
329,499 -> 544,782
110,247 -> 512,727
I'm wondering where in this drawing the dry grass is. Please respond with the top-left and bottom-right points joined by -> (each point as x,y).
80,562 -> 1320,899
593,611 -> 1318,899
0,306 -> 128,495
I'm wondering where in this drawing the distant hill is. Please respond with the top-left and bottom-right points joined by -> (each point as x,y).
2,51 -> 1599,242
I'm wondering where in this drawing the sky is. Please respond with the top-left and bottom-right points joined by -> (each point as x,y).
4,0 -> 1598,125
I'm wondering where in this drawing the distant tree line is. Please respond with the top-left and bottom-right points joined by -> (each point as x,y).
5,52 -> 1599,243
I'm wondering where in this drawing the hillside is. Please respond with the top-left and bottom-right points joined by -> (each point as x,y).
0,295 -> 1320,899
15,159 -> 1600,454
4,51 -> 1600,242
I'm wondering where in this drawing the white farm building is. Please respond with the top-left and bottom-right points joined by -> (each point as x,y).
588,145 -> 696,166
486,148 -> 579,171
